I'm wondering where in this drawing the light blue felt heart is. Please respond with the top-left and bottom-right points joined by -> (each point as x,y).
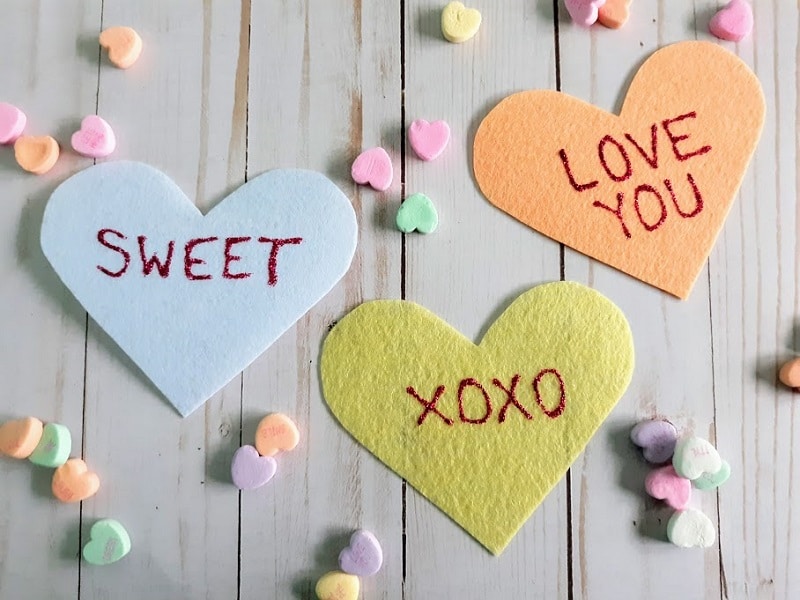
41,162 -> 358,416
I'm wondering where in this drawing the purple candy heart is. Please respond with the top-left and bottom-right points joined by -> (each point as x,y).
338,529 -> 383,577
231,445 -> 277,490
630,420 -> 678,464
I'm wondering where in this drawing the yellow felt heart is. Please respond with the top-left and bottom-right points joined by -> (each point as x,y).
441,2 -> 482,43
321,282 -> 634,554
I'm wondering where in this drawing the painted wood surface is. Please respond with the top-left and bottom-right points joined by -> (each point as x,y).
0,1 -> 797,599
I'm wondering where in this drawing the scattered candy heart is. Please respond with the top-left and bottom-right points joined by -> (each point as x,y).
408,119 -> 450,162
644,465 -> 691,510
630,419 -> 678,464
396,193 -> 438,234
441,2 -> 482,44
351,147 -> 393,192
52,458 -> 100,503
779,357 -> 800,388
0,102 -> 27,145
693,459 -> 731,491
231,445 -> 278,490
28,422 -> 71,468
667,509 -> 716,548
597,0 -> 631,29
709,0 -> 753,42
339,529 -> 383,577
255,413 -> 300,457
82,519 -> 131,565
0,417 -> 44,459
14,135 -> 59,175
99,26 -> 143,69
672,436 -> 722,481
315,571 -> 360,600
564,0 -> 607,28
71,115 -> 116,158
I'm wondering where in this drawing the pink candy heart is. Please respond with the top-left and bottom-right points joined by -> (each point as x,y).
351,147 -> 393,191
338,529 -> 383,577
408,119 -> 451,162
71,115 -> 116,158
564,0 -> 607,27
0,103 -> 26,145
709,0 -> 753,42
231,445 -> 277,490
645,465 -> 691,510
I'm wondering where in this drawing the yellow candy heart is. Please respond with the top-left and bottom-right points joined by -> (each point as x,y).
315,571 -> 359,600
441,1 -> 482,43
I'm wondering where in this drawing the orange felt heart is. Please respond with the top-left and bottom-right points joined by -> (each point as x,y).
14,135 -> 59,175
598,0 -> 631,29
52,458 -> 100,503
473,41 -> 765,299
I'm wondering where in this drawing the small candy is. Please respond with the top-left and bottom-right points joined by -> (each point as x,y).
315,571 -> 360,600
597,0 -> 631,29
29,422 -> 71,468
565,0 -> 607,28
254,413 -> 300,457
82,519 -> 131,565
667,509 -> 716,548
339,529 -> 383,577
0,102 -> 27,145
71,115 -> 116,158
231,445 -> 277,490
52,458 -> 100,503
14,135 -> 59,175
0,417 -> 44,459
709,0 -> 753,43
693,459 -> 731,491
396,193 -> 438,234
672,436 -> 722,481
778,357 -> 800,388
630,419 -> 678,464
99,26 -> 143,69
441,2 -> 482,44
644,465 -> 691,510
408,119 -> 450,162
351,147 -> 393,192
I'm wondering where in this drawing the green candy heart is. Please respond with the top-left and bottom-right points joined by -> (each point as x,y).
28,423 -> 71,468
693,459 -> 731,491
82,519 -> 131,566
396,193 -> 438,234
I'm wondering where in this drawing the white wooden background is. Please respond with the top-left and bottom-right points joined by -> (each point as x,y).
0,1 -> 797,598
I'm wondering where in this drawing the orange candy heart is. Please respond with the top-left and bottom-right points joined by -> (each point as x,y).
598,0 -> 632,29
0,417 -> 43,459
52,458 -> 100,503
14,135 -> 59,175
255,413 -> 300,457
99,26 -> 142,69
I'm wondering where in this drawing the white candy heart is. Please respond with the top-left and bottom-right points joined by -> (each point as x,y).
672,436 -> 722,481
667,509 -> 716,548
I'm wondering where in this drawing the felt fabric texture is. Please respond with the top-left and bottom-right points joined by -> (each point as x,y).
473,41 -> 765,299
41,162 -> 357,417
320,281 -> 634,554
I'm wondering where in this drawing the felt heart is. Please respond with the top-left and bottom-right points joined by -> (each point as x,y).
667,509 -> 716,548
0,102 -> 26,145
230,445 -> 277,490
441,2 -> 482,43
598,0 -> 631,29
82,519 -> 131,565
71,115 -> 116,158
52,458 -> 100,503
408,119 -> 450,161
14,135 -> 59,175
630,419 -> 677,464
351,147 -> 393,192
396,193 -> 438,234
709,0 -> 753,42
474,41 -> 765,299
338,530 -> 383,577
644,465 -> 691,510
315,571 -> 359,600
28,422 -> 71,468
41,162 -> 357,416
672,436 -> 722,481
99,26 -> 143,69
321,282 -> 634,554
565,0 -> 606,27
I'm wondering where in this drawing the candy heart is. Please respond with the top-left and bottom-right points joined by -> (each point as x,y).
28,422 -> 71,468
0,417 -> 43,459
351,147 -> 393,191
0,102 -> 26,145
672,436 -> 722,481
693,459 -> 731,491
41,162 -> 357,417
441,2 -> 482,44
254,413 -> 300,457
667,509 -> 716,548
630,419 -> 677,464
321,282 -> 634,554
598,0 -> 631,29
565,0 -> 607,27
709,0 -> 753,43
474,41 -> 765,299
315,571 -> 359,600
82,519 -> 131,565
644,465 -> 691,510
99,26 -> 143,69
396,193 -> 438,234
14,135 -> 59,175
71,115 -> 116,158
231,445 -> 277,490
52,458 -> 100,503
408,119 -> 451,162
779,357 -> 800,388
338,529 -> 383,577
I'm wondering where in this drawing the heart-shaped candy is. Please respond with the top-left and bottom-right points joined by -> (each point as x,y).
396,193 -> 438,234
99,26 -> 143,69
71,115 -> 116,158
474,41 -> 765,299
52,458 -> 100,503
709,0 -> 753,43
598,0 -> 631,29
321,282 -> 634,554
15,135 -> 59,175
254,413 -> 300,457
351,147 -> 393,192
409,119 -> 450,162
565,0 -> 607,27
779,357 -> 800,388
672,436 -> 722,481
315,571 -> 359,600
630,419 -> 677,464
41,162 -> 357,416
0,417 -> 44,459
644,465 -> 691,510
0,102 -> 26,145
28,422 -> 71,468
667,509 -> 716,548
441,2 -> 482,43
231,445 -> 278,490
82,519 -> 131,565
338,529 -> 383,577
693,459 -> 731,491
